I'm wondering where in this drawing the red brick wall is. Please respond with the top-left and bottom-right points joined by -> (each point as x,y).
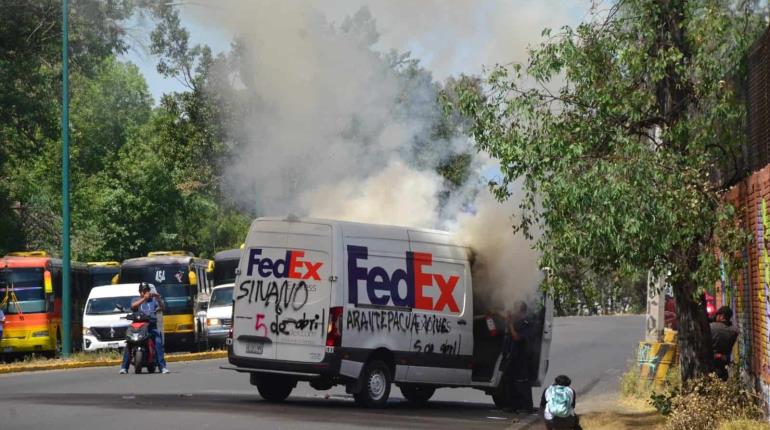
720,166 -> 770,399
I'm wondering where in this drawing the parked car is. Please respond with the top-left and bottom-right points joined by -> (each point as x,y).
82,284 -> 141,351
206,284 -> 233,347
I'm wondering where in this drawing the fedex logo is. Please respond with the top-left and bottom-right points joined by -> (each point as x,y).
347,245 -> 460,312
246,249 -> 323,281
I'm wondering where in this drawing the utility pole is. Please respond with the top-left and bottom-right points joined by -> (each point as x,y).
61,0 -> 71,357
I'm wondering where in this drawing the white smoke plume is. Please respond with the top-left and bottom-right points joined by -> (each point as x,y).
182,1 -> 563,310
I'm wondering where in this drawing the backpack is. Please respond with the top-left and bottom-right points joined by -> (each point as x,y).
547,385 -> 573,418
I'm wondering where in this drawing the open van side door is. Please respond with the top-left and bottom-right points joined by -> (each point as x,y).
535,294 -> 554,386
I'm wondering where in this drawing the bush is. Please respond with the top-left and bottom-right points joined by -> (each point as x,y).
662,374 -> 764,430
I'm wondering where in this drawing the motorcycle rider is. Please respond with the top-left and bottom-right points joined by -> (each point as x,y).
119,282 -> 168,374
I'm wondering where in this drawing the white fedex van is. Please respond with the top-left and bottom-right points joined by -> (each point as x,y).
224,217 -> 552,408
82,284 -> 141,351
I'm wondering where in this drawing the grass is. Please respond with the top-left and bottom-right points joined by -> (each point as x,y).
1,349 -> 123,367
580,397 -> 664,430
718,420 -> 770,430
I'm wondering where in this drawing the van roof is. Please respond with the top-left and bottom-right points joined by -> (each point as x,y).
252,216 -> 465,242
212,283 -> 234,291
87,283 -> 144,299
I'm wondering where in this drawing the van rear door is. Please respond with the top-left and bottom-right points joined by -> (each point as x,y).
232,221 -> 332,364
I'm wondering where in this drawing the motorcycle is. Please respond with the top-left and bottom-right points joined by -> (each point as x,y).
123,310 -> 157,374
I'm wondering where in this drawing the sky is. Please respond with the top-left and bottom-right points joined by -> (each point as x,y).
120,1 -> 590,103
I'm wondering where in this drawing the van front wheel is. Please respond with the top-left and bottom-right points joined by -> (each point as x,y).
255,375 -> 294,402
354,360 -> 391,408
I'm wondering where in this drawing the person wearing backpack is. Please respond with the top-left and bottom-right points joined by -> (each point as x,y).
540,375 -> 581,430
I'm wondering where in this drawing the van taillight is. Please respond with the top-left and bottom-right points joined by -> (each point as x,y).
326,306 -> 343,348
226,327 -> 233,346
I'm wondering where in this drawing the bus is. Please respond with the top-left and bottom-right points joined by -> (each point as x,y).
117,251 -> 212,351
87,261 -> 120,289
213,248 -> 241,287
0,251 -> 89,356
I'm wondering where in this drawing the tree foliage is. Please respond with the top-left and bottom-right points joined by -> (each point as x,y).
455,0 -> 765,380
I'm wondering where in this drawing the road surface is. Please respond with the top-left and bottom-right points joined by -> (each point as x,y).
0,315 -> 642,430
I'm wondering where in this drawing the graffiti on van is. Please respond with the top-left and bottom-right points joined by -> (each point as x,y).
413,338 -> 461,356
236,279 -> 313,314
347,245 -> 461,313
345,309 -> 451,335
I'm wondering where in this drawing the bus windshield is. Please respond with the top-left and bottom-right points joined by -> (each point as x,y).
156,284 -> 193,315
209,286 -> 233,308
86,296 -> 137,315
90,272 -> 116,288
213,259 -> 238,286
0,268 -> 45,314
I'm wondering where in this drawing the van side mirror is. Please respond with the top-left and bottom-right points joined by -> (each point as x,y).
44,270 -> 53,294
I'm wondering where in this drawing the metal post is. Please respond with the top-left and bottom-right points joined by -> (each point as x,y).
61,0 -> 71,357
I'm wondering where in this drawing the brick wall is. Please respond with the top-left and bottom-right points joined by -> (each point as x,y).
720,165 -> 770,406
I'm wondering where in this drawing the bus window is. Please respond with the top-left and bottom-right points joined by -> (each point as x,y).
0,268 -> 46,314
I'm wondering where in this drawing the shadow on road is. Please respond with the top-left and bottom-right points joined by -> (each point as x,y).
3,392 -> 536,429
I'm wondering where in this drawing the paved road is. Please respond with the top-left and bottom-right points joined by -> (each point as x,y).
0,315 -> 642,430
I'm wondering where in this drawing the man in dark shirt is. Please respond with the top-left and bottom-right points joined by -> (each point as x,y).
504,301 -> 535,412
710,306 -> 738,380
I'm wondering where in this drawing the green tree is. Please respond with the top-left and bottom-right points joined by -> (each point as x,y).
456,0 -> 763,380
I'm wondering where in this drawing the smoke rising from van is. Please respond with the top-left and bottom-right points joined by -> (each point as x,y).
184,1 -> 544,311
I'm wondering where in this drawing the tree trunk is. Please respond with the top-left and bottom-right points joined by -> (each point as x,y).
672,275 -> 713,380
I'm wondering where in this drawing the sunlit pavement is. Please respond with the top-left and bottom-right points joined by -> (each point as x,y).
0,315 -> 642,430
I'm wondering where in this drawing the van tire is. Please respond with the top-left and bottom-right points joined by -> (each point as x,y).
399,384 -> 435,405
354,360 -> 391,408
256,375 -> 294,402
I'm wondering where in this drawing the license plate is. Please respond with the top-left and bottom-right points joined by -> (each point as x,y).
246,341 -> 263,355
108,342 -> 119,348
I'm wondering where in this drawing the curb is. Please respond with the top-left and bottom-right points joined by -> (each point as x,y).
0,350 -> 227,374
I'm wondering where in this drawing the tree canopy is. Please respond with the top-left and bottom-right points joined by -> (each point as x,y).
456,0 -> 766,380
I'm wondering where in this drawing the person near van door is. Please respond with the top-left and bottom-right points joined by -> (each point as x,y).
540,375 -> 581,430
120,283 -> 168,374
710,306 -> 738,381
504,301 -> 535,413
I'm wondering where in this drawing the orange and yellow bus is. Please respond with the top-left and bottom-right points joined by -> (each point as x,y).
117,251 -> 212,352
0,252 -> 89,356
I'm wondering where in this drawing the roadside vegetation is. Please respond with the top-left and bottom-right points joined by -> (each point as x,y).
617,362 -> 768,430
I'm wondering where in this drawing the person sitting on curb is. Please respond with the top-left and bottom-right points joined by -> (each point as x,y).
540,375 -> 581,430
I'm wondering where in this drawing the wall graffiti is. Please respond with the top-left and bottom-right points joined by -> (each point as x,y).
345,309 -> 451,335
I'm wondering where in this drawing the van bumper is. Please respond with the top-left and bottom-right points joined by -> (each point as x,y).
227,347 -> 343,381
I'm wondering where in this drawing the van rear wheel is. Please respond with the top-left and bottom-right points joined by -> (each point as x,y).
399,384 -> 435,405
255,374 -> 295,402
354,360 -> 391,408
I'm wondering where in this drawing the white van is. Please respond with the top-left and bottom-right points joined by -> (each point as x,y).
82,284 -> 141,351
224,217 -> 552,408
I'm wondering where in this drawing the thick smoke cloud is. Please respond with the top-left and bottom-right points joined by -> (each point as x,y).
183,1 -> 570,309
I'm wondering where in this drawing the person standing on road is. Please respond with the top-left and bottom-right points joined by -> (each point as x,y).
710,306 -> 738,381
120,283 -> 168,374
504,301 -> 535,413
540,375 -> 581,430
